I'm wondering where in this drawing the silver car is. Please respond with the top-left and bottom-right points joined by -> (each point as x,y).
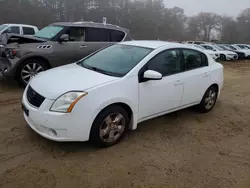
0,21 -> 130,86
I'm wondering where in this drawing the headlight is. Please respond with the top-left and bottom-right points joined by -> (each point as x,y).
50,91 -> 88,113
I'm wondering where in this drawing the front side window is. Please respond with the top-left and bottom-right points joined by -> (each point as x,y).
67,27 -> 85,41
182,49 -> 207,71
3,26 -> 20,34
23,27 -> 35,35
147,49 -> 181,76
34,25 -> 63,40
79,44 -> 152,77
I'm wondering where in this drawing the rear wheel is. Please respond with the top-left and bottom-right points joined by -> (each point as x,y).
16,59 -> 48,86
90,105 -> 129,148
196,86 -> 218,113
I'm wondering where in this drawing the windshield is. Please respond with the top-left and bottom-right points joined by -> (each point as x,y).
0,24 -> 7,31
194,44 -> 206,50
218,45 -> 228,50
213,45 -> 224,51
232,45 -> 241,50
34,25 -> 64,39
78,44 -> 152,77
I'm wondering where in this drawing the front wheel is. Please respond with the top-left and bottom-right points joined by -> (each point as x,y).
90,105 -> 129,148
196,86 -> 218,113
16,59 -> 48,86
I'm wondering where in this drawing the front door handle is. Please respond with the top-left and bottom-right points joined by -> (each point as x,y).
174,80 -> 183,86
80,45 -> 87,48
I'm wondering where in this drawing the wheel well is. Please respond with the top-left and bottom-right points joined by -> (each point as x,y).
15,56 -> 51,76
210,83 -> 219,91
102,103 -> 133,120
94,102 -> 133,130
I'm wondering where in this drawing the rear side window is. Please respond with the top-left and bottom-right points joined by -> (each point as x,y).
182,49 -> 208,71
3,26 -> 20,34
202,45 -> 213,51
85,27 -> 110,42
23,27 -> 35,35
109,30 -> 125,42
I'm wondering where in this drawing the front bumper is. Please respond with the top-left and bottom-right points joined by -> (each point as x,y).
22,86 -> 92,142
226,54 -> 238,61
0,57 -> 19,77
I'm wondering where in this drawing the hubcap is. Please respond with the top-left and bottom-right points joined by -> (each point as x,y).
100,113 -> 126,143
205,90 -> 217,110
21,63 -> 44,83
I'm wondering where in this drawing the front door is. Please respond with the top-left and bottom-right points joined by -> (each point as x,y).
138,49 -> 184,120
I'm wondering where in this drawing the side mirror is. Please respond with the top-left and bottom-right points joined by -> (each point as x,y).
59,34 -> 69,43
143,70 -> 162,81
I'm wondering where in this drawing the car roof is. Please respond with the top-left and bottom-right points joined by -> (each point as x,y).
3,23 -> 38,28
120,40 -> 193,49
50,21 -> 129,33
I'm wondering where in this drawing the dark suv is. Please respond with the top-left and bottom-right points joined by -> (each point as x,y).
0,21 -> 130,85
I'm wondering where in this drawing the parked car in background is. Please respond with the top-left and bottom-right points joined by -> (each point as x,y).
234,44 -> 250,50
217,44 -> 248,60
0,21 -> 130,86
185,41 -> 208,45
22,40 -> 224,147
188,44 -> 220,60
0,24 -> 39,36
201,44 -> 238,61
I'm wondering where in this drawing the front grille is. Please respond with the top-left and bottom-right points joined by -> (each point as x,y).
26,86 -> 45,108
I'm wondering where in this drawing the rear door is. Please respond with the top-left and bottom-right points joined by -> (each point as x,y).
180,49 -> 211,106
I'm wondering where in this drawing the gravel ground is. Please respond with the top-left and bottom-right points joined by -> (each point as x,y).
1,61 -> 250,188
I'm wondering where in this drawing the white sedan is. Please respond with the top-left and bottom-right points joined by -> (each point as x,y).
22,41 -> 224,147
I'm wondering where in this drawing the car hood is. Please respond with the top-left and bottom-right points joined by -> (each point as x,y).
205,50 -> 217,55
0,33 -> 46,45
29,63 -> 119,100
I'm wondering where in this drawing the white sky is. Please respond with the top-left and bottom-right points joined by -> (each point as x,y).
164,0 -> 250,17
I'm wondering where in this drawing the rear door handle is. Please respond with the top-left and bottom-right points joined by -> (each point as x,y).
174,80 -> 183,86
202,72 -> 209,77
80,45 -> 87,48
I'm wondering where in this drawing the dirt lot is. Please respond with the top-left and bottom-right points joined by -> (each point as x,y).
1,61 -> 250,188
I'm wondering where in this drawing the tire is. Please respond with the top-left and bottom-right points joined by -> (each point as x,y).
196,86 -> 218,113
16,59 -> 49,87
220,54 -> 226,61
90,105 -> 130,148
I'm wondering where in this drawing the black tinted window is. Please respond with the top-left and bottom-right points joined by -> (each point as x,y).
148,50 -> 181,76
85,27 -> 110,42
110,30 -> 125,42
3,26 -> 20,34
23,27 -> 35,35
183,49 -> 207,71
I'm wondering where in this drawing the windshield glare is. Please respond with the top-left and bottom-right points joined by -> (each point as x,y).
79,44 -> 152,77
34,25 -> 63,39
0,24 -> 7,31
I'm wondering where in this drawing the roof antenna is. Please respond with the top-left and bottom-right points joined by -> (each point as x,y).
103,17 -> 107,25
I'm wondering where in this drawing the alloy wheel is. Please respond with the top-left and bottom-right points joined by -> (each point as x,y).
21,63 -> 44,84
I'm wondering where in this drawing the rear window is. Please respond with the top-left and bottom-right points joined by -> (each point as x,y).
110,30 -> 125,42
85,27 -> 110,42
84,27 -> 126,42
23,27 -> 35,35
